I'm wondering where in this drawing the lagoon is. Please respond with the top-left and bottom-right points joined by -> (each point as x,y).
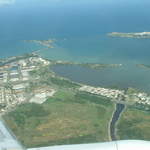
1,0 -> 150,92
52,64 -> 150,93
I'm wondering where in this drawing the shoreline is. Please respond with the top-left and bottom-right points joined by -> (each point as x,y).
53,61 -> 122,70
1,53 -> 150,148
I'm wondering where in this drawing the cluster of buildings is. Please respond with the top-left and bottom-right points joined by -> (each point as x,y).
79,85 -> 125,100
0,56 -> 50,83
0,86 -> 26,113
132,92 -> 150,105
30,87 -> 56,104
0,54 -> 150,114
79,85 -> 150,106
0,55 -> 56,114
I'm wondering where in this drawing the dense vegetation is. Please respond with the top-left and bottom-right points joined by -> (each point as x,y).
4,90 -> 114,148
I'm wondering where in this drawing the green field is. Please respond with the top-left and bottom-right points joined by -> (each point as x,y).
4,90 -> 114,148
116,107 -> 150,140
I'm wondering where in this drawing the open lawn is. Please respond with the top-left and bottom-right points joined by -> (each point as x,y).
4,90 -> 114,148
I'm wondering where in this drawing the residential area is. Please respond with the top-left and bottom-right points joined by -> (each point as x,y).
79,85 -> 150,106
0,54 -> 150,115
0,55 -> 56,114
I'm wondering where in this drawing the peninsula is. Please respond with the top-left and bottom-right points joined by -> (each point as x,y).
0,53 -> 150,148
53,61 -> 122,70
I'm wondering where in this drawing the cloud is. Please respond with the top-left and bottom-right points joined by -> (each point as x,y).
0,0 -> 15,6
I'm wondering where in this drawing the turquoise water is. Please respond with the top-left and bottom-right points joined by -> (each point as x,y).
1,0 -> 150,62
1,0 -> 150,91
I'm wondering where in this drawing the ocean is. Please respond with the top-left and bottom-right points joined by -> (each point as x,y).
1,0 -> 150,91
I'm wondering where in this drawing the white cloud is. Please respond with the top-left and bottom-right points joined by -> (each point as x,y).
0,0 -> 15,6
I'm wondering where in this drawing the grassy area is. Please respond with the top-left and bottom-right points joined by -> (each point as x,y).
4,90 -> 114,148
50,77 -> 80,88
30,66 -> 80,89
116,107 -> 150,140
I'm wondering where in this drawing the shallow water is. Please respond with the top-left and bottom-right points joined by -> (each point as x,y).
1,0 -> 150,91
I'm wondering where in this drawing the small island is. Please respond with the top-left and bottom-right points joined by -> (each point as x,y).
25,39 -> 55,48
108,32 -> 150,39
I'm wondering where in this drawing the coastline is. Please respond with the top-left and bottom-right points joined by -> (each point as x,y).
1,53 -> 150,147
50,60 -> 123,70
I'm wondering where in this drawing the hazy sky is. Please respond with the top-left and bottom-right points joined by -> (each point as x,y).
0,0 -> 15,6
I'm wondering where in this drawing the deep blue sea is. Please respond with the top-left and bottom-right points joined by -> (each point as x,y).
1,0 -> 150,91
